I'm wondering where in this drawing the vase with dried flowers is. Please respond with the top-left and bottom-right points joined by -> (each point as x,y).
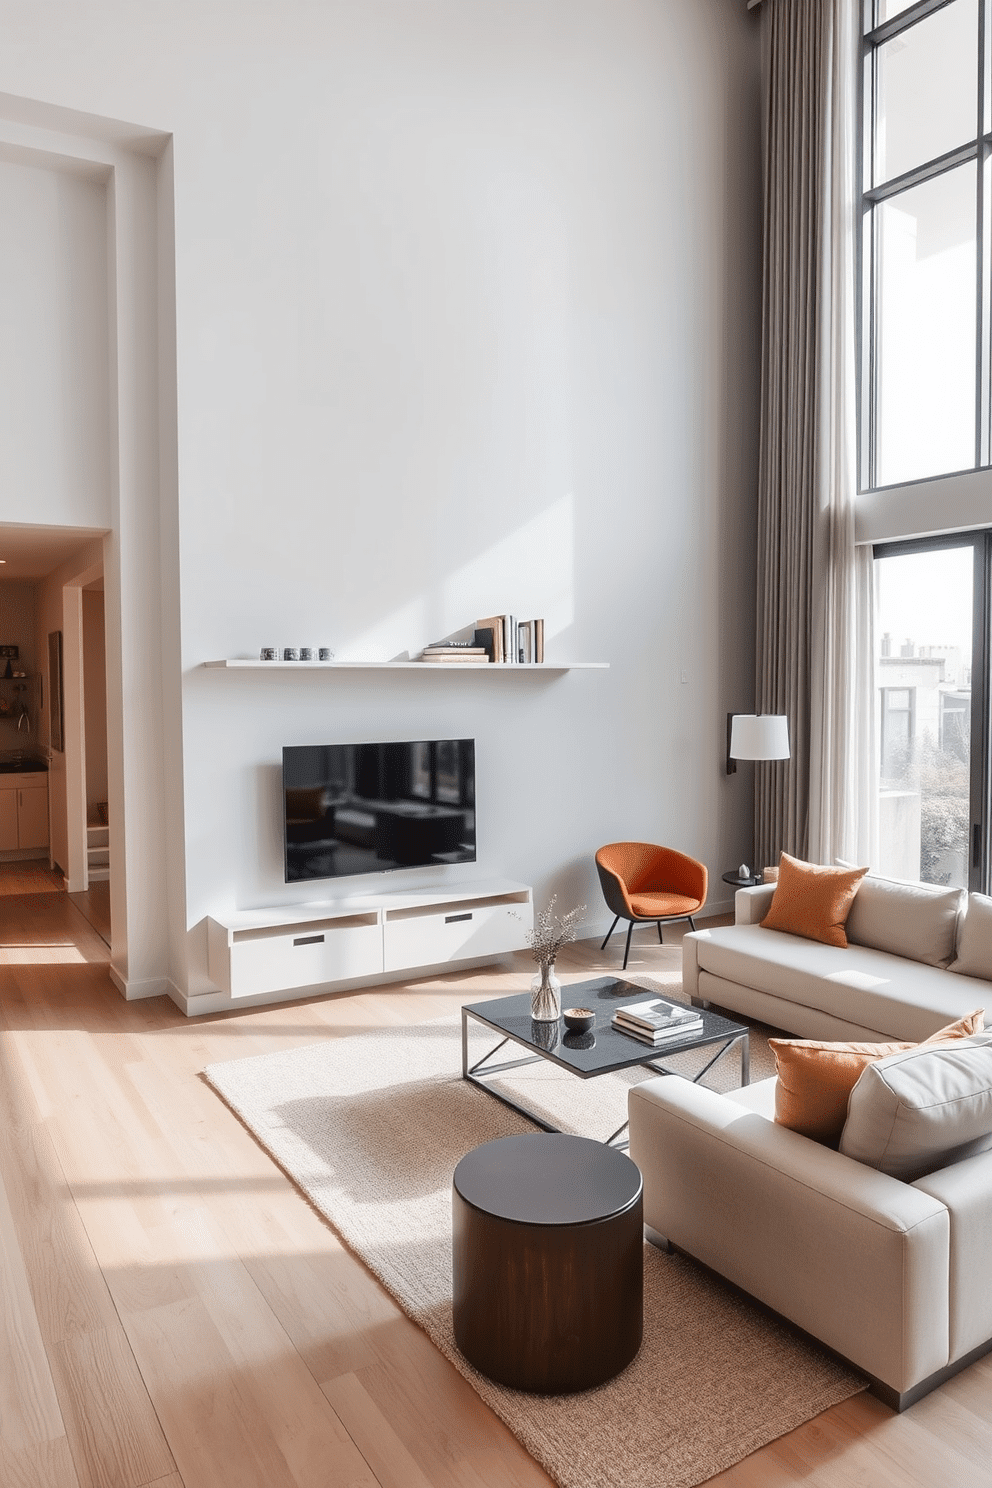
527,896 -> 585,1021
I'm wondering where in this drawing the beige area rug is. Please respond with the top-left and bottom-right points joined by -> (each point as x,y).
204,991 -> 863,1488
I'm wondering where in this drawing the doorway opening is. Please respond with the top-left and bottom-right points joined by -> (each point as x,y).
0,523 -> 112,948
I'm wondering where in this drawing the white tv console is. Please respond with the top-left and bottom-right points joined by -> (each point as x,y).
202,878 -> 533,1015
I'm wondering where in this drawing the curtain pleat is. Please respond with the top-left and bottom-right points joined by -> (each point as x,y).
754,0 -> 833,871
808,0 -> 879,870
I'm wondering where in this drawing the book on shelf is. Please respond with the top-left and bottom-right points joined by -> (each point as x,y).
503,614 -> 516,665
612,1011 -> 704,1044
419,645 -> 488,660
475,618 -> 504,663
473,615 -> 546,664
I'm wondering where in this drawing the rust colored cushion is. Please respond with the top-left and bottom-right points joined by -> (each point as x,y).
759,852 -> 868,947
770,1010 -> 986,1142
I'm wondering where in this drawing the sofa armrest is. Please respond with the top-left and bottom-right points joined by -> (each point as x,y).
735,884 -> 775,923
914,1148 -> 992,1362
682,929 -> 701,1001
628,1077 -> 949,1392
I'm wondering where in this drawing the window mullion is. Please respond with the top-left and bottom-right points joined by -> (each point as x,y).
977,1 -> 988,467
969,536 -> 991,892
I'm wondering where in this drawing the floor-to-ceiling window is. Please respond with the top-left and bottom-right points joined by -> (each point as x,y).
862,6 -> 992,892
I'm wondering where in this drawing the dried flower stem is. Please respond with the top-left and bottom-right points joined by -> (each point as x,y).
527,895 -> 585,966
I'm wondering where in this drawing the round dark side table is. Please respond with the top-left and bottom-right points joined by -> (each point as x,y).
452,1132 -> 643,1394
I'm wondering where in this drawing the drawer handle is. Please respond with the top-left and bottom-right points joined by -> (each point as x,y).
445,912 -> 472,924
293,934 -> 325,947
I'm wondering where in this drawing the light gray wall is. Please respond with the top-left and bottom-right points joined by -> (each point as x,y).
0,0 -> 763,999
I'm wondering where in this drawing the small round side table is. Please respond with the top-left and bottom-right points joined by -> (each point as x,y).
452,1133 -> 643,1393
721,870 -> 764,888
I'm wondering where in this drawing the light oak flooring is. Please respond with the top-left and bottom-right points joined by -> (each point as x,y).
67,880 -> 111,947
0,892 -> 989,1488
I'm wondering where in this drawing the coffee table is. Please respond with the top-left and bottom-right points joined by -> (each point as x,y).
461,975 -> 748,1147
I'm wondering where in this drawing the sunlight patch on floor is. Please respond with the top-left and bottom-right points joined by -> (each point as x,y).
0,944 -> 88,964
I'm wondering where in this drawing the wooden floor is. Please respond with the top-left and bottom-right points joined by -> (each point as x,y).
67,879 -> 111,946
0,893 -> 989,1488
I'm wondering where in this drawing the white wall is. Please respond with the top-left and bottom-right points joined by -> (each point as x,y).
0,157 -> 110,529
82,588 -> 108,814
0,0 -> 763,1003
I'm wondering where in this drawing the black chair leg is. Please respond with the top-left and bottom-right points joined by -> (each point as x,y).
622,921 -> 635,971
657,921 -> 664,944
687,916 -> 697,932
600,915 -> 620,951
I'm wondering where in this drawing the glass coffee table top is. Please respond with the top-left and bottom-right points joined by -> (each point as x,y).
461,976 -> 749,1145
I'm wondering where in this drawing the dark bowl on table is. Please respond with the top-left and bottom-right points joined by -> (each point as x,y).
563,1007 -> 596,1034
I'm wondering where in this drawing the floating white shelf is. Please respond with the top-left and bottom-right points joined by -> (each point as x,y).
202,659 -> 609,671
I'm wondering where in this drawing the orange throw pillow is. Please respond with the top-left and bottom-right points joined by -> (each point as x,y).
760,852 -> 868,948
771,1010 -> 986,1142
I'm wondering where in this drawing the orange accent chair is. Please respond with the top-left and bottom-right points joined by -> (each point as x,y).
595,842 -> 708,971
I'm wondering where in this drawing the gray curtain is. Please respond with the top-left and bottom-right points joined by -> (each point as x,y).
754,0 -> 867,872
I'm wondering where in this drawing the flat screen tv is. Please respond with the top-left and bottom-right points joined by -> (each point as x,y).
283,739 -> 476,883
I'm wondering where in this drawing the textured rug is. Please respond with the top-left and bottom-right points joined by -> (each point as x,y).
204,992 -> 864,1488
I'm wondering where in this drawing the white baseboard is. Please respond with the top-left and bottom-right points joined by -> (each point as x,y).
109,965 -> 171,1001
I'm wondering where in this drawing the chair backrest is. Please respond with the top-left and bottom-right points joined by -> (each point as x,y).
596,841 -> 707,914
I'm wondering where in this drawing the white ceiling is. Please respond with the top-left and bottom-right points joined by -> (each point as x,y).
0,523 -> 107,580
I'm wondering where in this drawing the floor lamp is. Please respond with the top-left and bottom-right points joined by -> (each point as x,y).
725,713 -> 791,884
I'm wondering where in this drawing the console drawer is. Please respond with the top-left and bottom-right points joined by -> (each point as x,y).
224,915 -> 382,997
382,898 -> 530,972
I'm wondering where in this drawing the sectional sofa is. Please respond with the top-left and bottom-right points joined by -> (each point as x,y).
629,873 -> 992,1409
682,876 -> 992,1042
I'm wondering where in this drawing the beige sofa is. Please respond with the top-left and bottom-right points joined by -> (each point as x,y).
631,875 -> 992,1409
683,878 -> 992,1042
628,1069 -> 992,1409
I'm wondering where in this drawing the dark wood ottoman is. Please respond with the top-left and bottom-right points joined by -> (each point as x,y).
452,1132 -> 643,1393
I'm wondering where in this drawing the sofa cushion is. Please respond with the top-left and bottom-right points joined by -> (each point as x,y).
769,1011 -> 986,1143
690,921 -> 992,1042
846,875 -> 964,969
840,1035 -> 992,1180
760,854 -> 867,948
949,892 -> 992,980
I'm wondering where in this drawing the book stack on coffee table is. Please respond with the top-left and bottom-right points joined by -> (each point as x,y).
611,998 -> 704,1046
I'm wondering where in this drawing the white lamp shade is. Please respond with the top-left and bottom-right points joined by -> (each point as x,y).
729,714 -> 790,762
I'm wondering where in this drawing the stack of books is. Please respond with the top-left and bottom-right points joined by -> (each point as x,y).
475,616 -> 545,664
611,998 -> 704,1045
417,642 -> 489,663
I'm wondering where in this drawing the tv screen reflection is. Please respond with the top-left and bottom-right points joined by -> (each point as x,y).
283,739 -> 476,882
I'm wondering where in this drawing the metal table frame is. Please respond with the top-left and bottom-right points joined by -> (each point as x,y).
461,1003 -> 749,1148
